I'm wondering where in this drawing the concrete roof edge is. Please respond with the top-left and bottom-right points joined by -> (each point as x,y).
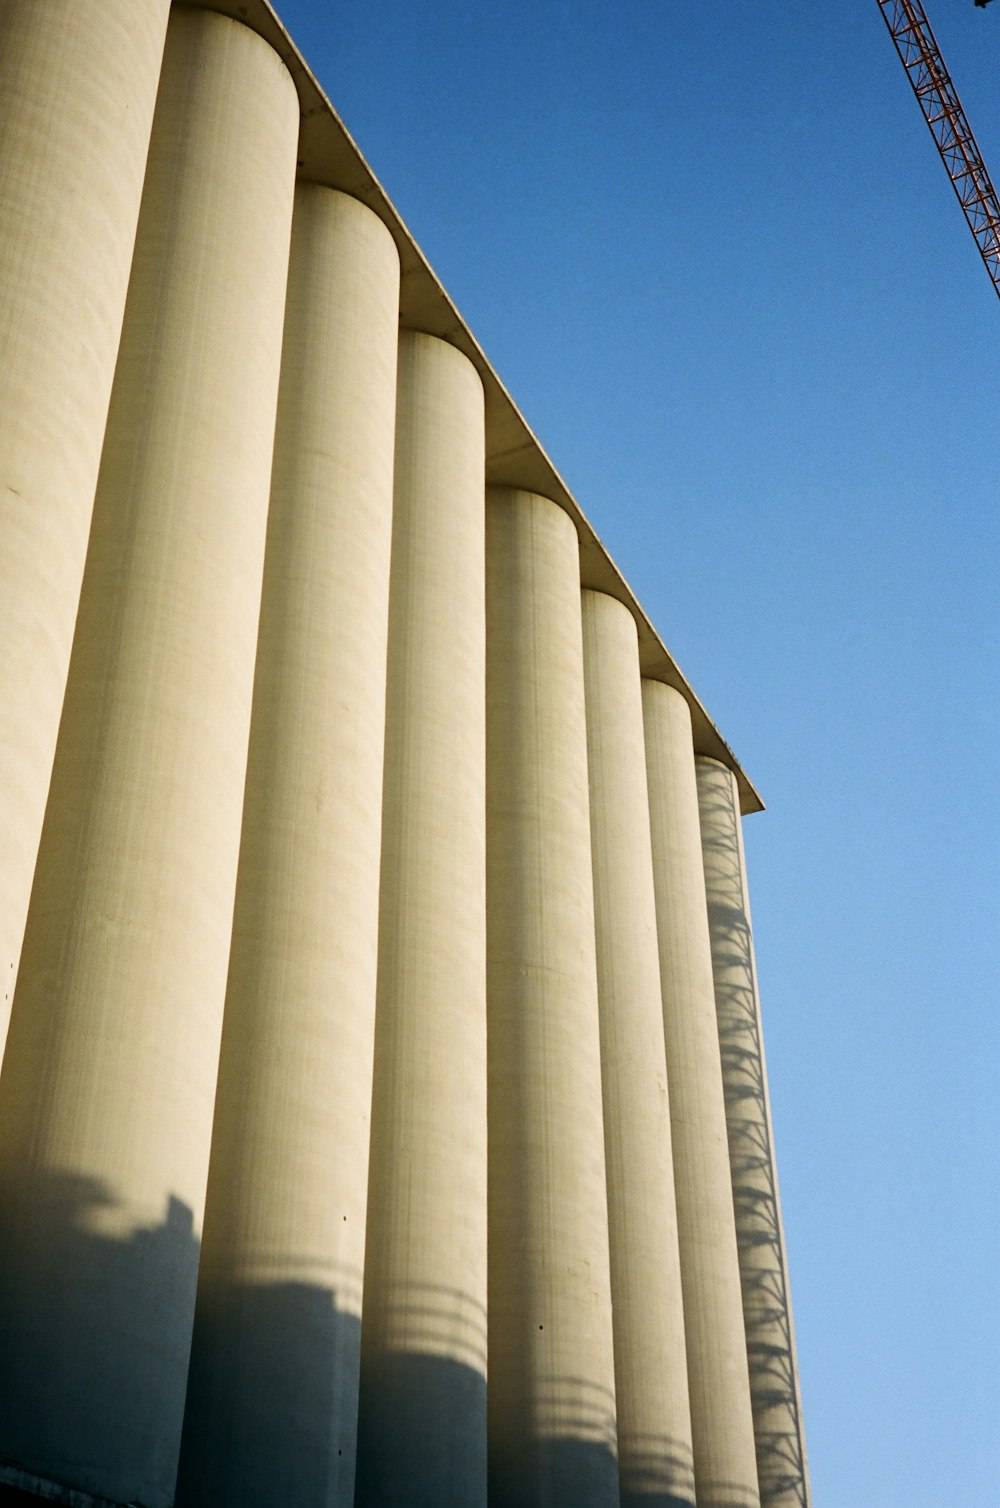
172,0 -> 765,815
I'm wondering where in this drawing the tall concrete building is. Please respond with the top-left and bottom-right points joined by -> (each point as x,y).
0,3 -> 810,1506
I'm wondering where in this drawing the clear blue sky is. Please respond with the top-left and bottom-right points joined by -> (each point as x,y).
275,3 -> 999,1502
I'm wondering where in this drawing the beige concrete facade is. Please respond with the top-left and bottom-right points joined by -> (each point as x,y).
0,4 -> 808,1507
173,1 -> 764,819
643,682 -> 762,1508
486,492 -> 619,1508
0,12 -> 298,1506
175,187 -> 400,1508
582,591 -> 697,1508
355,331 -> 489,1508
0,0 -> 171,1064
696,760 -> 812,1508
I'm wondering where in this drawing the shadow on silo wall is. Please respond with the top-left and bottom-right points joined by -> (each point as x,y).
488,1435 -> 697,1508
0,1172 -> 700,1508
355,1347 -> 486,1507
617,1432 -> 699,1508
0,1170 -> 200,1508
699,765 -> 809,1507
490,1377 -> 697,1508
176,1277 -> 363,1508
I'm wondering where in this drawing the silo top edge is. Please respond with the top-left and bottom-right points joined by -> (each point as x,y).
171,0 -> 764,814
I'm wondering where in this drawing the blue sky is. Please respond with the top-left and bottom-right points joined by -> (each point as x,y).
274,3 -> 999,1502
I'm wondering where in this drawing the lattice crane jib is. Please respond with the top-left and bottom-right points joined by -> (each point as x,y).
877,0 -> 1000,300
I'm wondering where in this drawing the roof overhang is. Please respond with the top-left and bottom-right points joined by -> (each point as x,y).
175,0 -> 764,813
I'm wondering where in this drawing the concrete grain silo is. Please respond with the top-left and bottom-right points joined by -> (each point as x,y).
0,3 -> 810,1506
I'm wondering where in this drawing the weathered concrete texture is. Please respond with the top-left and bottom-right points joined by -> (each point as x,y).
0,12 -> 298,1507
356,331 -> 488,1508
581,591 -> 696,1508
695,759 -> 811,1508
486,492 -> 619,1508
0,0 -> 171,1066
175,187 -> 401,1508
642,683 -> 761,1508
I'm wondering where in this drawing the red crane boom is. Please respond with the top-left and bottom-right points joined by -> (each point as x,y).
877,0 -> 1000,300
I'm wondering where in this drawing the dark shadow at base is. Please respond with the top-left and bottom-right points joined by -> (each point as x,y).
0,1487 -> 82,1508
489,1437 -> 618,1508
0,1476 -> 122,1508
620,1496 -> 695,1508
617,1431 -> 697,1508
1,1167 -> 702,1508
176,1280 -> 362,1508
355,1349 -> 487,1507
0,1170 -> 200,1508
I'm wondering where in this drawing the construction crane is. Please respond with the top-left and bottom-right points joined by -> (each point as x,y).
876,0 -> 1000,300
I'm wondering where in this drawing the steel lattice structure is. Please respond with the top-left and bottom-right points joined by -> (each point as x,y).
877,0 -> 1000,300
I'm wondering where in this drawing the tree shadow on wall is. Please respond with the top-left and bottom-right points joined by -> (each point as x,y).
493,1437 -> 696,1508
354,1277 -> 488,1508
0,1169 -> 201,1508
700,773 -> 810,1508
489,1370 -> 696,1508
617,1434 -> 698,1508
177,1273 -> 363,1508
0,1168 -> 699,1508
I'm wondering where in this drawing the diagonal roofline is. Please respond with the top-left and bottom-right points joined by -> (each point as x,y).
176,0 -> 764,813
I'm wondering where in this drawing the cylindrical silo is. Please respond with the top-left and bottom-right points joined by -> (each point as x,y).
0,13 -> 298,1507
581,591 -> 696,1508
695,758 -> 811,1508
486,491 -> 619,1508
0,0 -> 171,1065
175,187 -> 401,1508
354,331 -> 488,1508
642,683 -> 760,1508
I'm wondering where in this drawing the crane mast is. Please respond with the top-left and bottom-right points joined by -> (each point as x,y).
877,0 -> 1000,300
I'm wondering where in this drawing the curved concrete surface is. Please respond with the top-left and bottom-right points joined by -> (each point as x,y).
696,758 -> 811,1508
0,0 -> 171,1066
486,490 -> 619,1508
356,331 -> 489,1508
0,13 -> 298,1505
177,187 -> 400,1508
582,590 -> 696,1508
643,682 -> 760,1508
